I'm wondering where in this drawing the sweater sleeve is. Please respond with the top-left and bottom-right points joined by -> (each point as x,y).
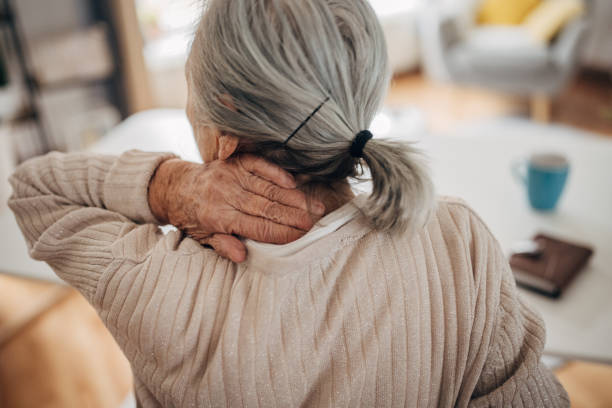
463,211 -> 570,408
9,150 -> 238,407
8,150 -> 175,301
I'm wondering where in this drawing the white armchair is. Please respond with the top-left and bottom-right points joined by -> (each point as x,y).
419,0 -> 592,121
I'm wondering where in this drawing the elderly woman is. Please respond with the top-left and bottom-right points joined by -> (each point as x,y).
9,0 -> 568,407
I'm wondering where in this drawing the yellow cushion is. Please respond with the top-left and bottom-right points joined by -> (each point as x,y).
523,0 -> 584,43
478,0 -> 542,25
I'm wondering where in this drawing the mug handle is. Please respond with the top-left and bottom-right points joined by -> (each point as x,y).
511,160 -> 527,186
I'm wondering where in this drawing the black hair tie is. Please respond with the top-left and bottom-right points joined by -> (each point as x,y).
350,130 -> 373,158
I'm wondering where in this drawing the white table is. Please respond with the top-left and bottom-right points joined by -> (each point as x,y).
1,109 -> 611,363
419,118 -> 612,364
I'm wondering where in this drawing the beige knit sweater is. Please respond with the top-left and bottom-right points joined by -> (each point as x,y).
9,150 -> 569,408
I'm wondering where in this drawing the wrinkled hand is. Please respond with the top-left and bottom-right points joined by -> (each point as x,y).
148,155 -> 324,263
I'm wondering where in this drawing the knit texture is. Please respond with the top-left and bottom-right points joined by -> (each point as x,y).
8,150 -> 569,407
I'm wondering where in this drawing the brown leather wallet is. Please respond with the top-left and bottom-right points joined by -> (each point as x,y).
509,234 -> 594,298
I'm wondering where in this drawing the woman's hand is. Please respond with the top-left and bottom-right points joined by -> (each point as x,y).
148,155 -> 325,262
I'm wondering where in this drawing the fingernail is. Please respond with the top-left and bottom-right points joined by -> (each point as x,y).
285,175 -> 297,189
232,250 -> 247,264
313,202 -> 326,215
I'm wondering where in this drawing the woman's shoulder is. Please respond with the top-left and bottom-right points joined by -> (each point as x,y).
432,196 -> 495,239
405,196 -> 500,263
436,195 -> 479,219
358,196 -> 494,249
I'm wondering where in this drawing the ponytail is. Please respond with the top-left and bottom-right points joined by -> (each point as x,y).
360,138 -> 435,233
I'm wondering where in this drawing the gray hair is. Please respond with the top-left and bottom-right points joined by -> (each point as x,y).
188,0 -> 435,233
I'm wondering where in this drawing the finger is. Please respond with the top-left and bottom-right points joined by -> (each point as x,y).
245,174 -> 325,215
202,233 -> 247,263
236,192 -> 315,231
238,154 -> 296,189
231,213 -> 306,244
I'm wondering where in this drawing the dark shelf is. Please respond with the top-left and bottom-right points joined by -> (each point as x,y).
28,74 -> 116,92
0,0 -> 49,152
11,106 -> 38,124
0,0 -> 128,159
0,7 -> 12,24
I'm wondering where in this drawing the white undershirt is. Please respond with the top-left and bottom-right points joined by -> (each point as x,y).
245,194 -> 367,259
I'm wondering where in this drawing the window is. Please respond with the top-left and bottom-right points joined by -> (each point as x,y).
134,0 -> 421,67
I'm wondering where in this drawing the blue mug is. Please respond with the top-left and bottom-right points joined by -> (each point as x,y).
513,153 -> 570,211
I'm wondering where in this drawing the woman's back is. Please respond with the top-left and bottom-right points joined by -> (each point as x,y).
7,0 -> 568,404
87,195 -> 567,407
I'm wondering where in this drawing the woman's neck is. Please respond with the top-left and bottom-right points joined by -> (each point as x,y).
299,179 -> 355,218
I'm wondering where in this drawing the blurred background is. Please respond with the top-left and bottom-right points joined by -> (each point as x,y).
0,0 -> 611,407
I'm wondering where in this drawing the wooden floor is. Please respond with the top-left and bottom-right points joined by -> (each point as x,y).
386,70 -> 612,136
1,71 -> 612,407
386,73 -> 525,133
